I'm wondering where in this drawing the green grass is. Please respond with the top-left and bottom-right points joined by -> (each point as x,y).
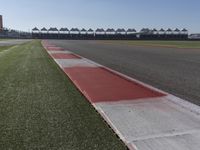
0,46 -> 13,52
102,40 -> 200,49
0,38 -> 10,41
0,40 -> 126,150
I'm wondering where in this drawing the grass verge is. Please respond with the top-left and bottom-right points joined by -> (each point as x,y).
0,40 -> 126,150
0,46 -> 13,52
0,39 -> 10,41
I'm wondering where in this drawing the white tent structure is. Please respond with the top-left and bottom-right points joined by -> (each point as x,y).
140,28 -> 151,34
60,28 -> 69,34
116,28 -> 126,35
80,28 -> 87,34
41,27 -> 48,34
106,28 -> 115,35
174,28 -> 180,35
152,28 -> 158,35
181,28 -> 188,35
32,27 -> 40,33
70,28 -> 80,34
127,29 -> 136,35
48,27 -> 59,34
95,28 -> 105,35
166,28 -> 173,35
87,28 -> 94,35
159,28 -> 165,35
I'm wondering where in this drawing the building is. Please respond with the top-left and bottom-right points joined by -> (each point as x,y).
87,28 -> 94,35
0,15 -> 3,32
31,27 -> 189,40
95,28 -> 105,35
116,28 -> 126,35
80,28 -> 87,34
189,34 -> 200,40
106,28 -> 115,35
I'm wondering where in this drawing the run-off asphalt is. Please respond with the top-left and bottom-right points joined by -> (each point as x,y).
49,40 -> 200,106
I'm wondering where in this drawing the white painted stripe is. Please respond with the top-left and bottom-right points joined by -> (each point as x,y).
54,59 -> 98,68
47,50 -> 72,54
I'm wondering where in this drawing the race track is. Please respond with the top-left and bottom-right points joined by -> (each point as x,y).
50,40 -> 200,105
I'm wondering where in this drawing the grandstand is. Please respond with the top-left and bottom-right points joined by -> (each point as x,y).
32,27 -> 189,40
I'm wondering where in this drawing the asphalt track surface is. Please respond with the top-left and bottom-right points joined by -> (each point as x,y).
50,40 -> 200,106
0,39 -> 31,46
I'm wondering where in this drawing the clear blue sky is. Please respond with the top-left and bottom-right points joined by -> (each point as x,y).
1,0 -> 200,33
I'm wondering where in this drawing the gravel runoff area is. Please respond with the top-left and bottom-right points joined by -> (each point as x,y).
0,40 -> 126,150
50,40 -> 200,106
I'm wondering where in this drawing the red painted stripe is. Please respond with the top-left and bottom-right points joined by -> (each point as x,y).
63,67 -> 165,103
51,53 -> 81,59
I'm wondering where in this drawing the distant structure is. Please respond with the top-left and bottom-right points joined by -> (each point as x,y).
189,33 -> 200,40
0,15 -> 31,38
32,27 -> 189,40
0,15 -> 3,32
